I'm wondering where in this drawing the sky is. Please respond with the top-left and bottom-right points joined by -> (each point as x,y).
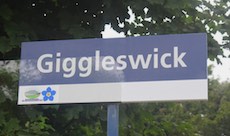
208,31 -> 230,82
208,53 -> 230,82
101,24 -> 230,82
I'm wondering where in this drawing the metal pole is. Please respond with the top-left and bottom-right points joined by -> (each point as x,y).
107,104 -> 119,136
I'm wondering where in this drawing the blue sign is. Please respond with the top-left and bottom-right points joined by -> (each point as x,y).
18,33 -> 208,105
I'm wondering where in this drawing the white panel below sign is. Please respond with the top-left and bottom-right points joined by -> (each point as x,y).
18,79 -> 207,105
121,79 -> 208,102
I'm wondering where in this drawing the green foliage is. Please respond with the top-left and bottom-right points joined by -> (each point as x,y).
120,0 -> 229,62
19,116 -> 55,136
0,0 -> 230,135
119,78 -> 230,136
0,118 -> 20,136
0,0 -> 229,60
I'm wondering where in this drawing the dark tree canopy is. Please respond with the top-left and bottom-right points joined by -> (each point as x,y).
0,0 -> 229,61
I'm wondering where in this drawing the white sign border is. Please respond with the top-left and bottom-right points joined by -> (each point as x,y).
18,79 -> 207,105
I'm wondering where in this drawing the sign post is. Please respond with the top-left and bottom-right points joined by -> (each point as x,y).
107,104 -> 119,136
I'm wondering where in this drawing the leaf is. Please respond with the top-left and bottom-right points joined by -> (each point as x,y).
63,105 -> 83,121
24,106 -> 43,120
0,36 -> 11,53
0,4 -> 12,21
1,118 -> 20,135
0,111 -> 6,126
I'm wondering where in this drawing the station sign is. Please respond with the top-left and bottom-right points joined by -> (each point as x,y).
18,33 -> 208,105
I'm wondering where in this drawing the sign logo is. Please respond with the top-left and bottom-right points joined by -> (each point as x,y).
22,87 -> 57,103
42,87 -> 56,101
25,90 -> 40,99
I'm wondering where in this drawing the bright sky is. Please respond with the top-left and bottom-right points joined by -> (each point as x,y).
208,51 -> 230,82
208,31 -> 230,82
102,24 -> 230,82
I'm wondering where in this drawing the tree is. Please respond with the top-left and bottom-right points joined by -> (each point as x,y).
0,0 -> 229,60
0,0 -> 229,135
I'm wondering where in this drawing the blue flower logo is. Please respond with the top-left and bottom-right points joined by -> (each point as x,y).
42,87 -> 56,101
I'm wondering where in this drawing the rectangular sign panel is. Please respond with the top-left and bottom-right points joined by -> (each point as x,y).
18,33 -> 207,105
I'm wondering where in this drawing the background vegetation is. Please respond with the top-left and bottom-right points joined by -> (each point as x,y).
0,0 -> 229,135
